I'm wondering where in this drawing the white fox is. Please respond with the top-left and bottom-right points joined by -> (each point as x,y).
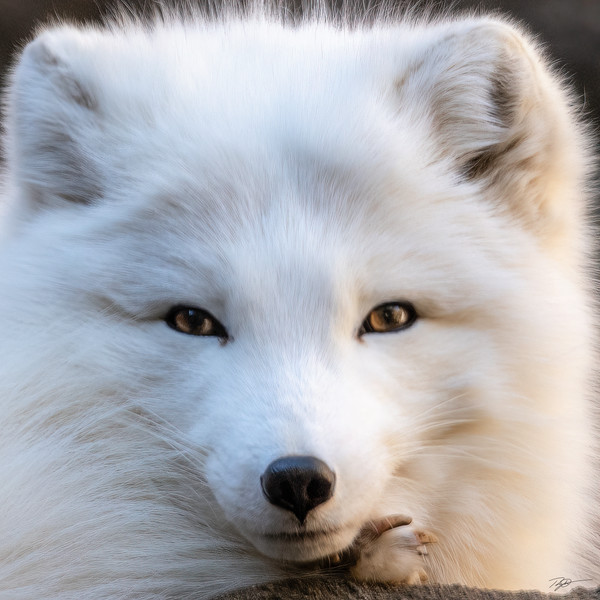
0,4 -> 597,598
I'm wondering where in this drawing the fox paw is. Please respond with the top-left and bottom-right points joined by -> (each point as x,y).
349,520 -> 437,585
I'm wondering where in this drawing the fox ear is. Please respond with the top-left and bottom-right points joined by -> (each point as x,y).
5,28 -> 105,209
402,19 -> 590,238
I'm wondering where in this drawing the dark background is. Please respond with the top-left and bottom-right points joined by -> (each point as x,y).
1,1 -> 599,141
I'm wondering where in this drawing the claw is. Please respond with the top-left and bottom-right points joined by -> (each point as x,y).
355,514 -> 413,546
415,530 -> 438,544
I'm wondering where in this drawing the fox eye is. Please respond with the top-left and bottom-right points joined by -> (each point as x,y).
359,302 -> 417,336
165,306 -> 228,339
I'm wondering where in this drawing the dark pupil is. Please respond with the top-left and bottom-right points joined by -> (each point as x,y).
179,310 -> 210,334
382,306 -> 401,324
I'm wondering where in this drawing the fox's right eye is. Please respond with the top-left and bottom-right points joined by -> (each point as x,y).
165,306 -> 228,340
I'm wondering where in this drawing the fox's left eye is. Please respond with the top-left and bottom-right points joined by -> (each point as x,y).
165,306 -> 228,339
359,302 -> 417,336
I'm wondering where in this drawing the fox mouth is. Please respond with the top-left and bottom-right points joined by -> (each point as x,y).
262,528 -> 341,541
258,514 -> 414,567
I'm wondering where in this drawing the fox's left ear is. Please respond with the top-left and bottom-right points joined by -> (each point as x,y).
401,18 -> 592,242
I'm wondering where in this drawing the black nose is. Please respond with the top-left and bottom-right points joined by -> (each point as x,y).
260,456 -> 336,524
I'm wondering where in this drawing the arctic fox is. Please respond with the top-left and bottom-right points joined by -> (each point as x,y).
0,3 -> 597,598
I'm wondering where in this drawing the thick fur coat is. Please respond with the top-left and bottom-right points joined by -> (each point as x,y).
0,3 -> 597,598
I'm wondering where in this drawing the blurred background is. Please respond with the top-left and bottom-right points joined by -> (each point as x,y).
1,0 -> 599,143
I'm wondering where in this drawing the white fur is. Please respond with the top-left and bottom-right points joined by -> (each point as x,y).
0,4 -> 597,598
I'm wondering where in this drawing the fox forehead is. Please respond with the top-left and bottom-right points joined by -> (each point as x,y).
20,22 -> 436,189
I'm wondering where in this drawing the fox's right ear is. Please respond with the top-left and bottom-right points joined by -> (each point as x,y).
5,28 -> 107,209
